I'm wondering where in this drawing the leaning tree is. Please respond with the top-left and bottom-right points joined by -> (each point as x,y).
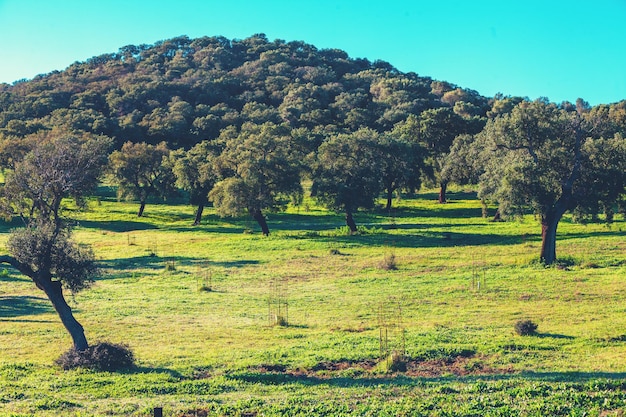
0,133 -> 111,351
478,99 -> 626,264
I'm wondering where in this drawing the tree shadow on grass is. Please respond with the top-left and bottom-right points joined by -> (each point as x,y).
76,220 -> 158,232
283,230 -> 526,249
0,295 -> 53,318
228,369 -> 626,389
99,255 -> 259,275
536,333 -> 576,340
0,269 -> 30,283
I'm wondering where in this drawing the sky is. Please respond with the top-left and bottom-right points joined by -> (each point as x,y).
0,0 -> 625,105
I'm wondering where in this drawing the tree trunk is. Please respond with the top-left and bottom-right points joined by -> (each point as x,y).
438,181 -> 448,204
40,279 -> 89,351
193,203 -> 205,226
250,208 -> 270,236
345,210 -> 357,233
481,199 -> 488,218
137,200 -> 146,217
385,187 -> 394,211
492,209 -> 502,222
540,205 -> 566,265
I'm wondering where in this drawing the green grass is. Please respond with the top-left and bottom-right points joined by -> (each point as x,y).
1,189 -> 626,416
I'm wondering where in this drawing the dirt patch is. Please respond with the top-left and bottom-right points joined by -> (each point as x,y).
404,355 -> 515,377
255,363 -> 287,373
311,360 -> 377,372
177,410 -> 210,417
248,355 -> 515,380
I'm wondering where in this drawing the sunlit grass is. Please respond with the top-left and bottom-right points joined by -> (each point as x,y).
1,188 -> 625,415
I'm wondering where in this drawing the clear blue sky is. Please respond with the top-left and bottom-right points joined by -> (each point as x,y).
1,0 -> 625,105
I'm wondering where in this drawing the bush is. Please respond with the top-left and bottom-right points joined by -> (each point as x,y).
379,252 -> 397,270
55,342 -> 135,371
514,320 -> 538,336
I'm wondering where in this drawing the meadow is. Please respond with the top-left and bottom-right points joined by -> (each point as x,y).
1,188 -> 625,416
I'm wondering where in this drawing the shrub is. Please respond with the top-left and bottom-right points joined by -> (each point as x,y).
514,320 -> 538,336
379,252 -> 397,270
55,342 -> 135,371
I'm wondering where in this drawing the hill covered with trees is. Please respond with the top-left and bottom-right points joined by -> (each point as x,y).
0,33 -> 625,264
0,34 -> 491,148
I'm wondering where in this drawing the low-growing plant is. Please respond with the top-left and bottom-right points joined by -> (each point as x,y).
514,320 -> 538,336
55,342 -> 135,371
379,252 -> 397,270
164,260 -> 177,272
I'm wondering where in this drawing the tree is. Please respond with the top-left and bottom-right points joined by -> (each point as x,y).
0,134 -> 110,351
419,107 -> 484,203
209,122 -> 303,235
478,99 -> 626,264
375,130 -> 426,211
312,128 -> 383,232
171,141 -> 219,225
109,141 -> 176,217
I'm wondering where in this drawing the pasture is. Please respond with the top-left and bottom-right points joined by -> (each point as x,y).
1,189 -> 625,416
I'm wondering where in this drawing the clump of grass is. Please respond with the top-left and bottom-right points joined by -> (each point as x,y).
164,260 -> 177,272
55,342 -> 135,371
514,320 -> 538,336
379,252 -> 397,270
377,350 -> 407,373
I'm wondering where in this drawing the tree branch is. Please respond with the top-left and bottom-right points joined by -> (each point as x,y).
0,254 -> 36,279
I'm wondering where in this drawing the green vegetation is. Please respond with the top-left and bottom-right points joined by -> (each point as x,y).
1,190 -> 625,416
0,33 -> 625,416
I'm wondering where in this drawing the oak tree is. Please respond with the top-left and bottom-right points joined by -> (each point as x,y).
478,99 -> 626,264
109,141 -> 176,217
0,134 -> 110,351
209,122 -> 303,235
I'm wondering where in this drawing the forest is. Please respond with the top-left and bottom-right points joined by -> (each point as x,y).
0,34 -> 626,416
1,34 -> 625,260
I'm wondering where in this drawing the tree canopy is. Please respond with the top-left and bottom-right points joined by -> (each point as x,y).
478,99 -> 626,264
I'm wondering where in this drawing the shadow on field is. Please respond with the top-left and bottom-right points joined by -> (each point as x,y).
0,295 -> 53,318
0,217 -> 25,233
0,269 -> 29,283
99,255 -> 259,274
76,220 -> 158,232
536,333 -> 576,340
229,369 -> 626,388
285,230 -> 526,249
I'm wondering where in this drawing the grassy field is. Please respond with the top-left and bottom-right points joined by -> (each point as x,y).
1,188 -> 625,416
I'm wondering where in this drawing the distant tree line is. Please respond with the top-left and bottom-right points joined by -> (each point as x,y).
0,35 -> 625,353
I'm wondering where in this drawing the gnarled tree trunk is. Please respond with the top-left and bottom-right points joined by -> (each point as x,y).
438,181 -> 448,204
250,208 -> 270,236
0,255 -> 88,351
137,200 -> 146,217
40,279 -> 89,351
385,187 -> 394,211
193,203 -> 205,226
345,210 -> 357,233
540,202 -> 568,265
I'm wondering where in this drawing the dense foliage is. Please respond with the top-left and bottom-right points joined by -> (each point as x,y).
0,33 -> 625,263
